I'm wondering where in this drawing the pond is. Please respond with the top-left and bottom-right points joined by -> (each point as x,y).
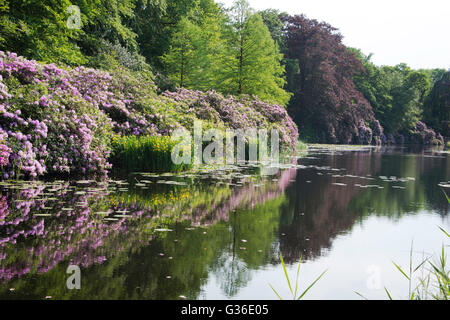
0,146 -> 448,300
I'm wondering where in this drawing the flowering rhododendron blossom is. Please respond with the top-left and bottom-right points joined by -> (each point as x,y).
0,51 -> 299,180
0,143 -> 10,167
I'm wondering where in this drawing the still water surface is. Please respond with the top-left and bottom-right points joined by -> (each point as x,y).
0,146 -> 448,300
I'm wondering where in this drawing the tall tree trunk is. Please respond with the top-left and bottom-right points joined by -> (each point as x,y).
238,35 -> 243,94
180,40 -> 185,88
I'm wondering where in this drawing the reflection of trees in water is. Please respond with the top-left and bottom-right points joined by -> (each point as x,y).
278,149 -> 448,264
278,151 -> 381,263
209,194 -> 288,298
2,149 -> 445,299
348,149 -> 449,218
0,167 -> 295,299
213,251 -> 250,297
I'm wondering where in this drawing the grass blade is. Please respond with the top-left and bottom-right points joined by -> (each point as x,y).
279,253 -> 293,296
414,257 -> 429,273
439,226 -> 450,238
354,291 -> 368,300
269,284 -> 283,300
393,261 -> 410,280
442,189 -> 450,204
294,255 -> 303,299
385,287 -> 393,300
298,269 -> 327,300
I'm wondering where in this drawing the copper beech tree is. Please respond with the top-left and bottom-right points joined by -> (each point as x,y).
284,14 -> 377,144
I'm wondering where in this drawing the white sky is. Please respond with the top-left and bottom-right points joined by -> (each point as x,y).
219,0 -> 450,69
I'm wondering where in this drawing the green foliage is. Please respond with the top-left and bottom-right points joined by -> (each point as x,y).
0,0 -> 85,65
132,0 -> 198,69
423,71 -> 450,136
161,1 -> 228,90
351,48 -> 394,131
269,253 -> 327,300
297,140 -> 308,151
387,66 -> 429,133
161,17 -> 206,88
162,0 -> 290,105
87,39 -> 149,72
258,9 -> 287,51
352,49 -> 439,136
77,0 -> 138,51
220,0 -> 290,105
0,0 -> 139,66
111,135 -> 192,173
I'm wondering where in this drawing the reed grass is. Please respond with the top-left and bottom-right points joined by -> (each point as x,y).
111,133 -> 297,174
384,225 -> 449,300
111,135 -> 192,173
269,253 -> 327,300
297,140 -> 308,151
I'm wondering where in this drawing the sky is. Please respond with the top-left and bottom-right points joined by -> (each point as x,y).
219,0 -> 450,70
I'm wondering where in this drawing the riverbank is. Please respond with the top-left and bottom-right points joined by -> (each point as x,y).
0,51 -> 298,180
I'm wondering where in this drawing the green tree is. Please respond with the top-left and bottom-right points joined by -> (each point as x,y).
161,17 -> 202,88
220,0 -> 290,105
351,49 -> 394,132
353,51 -> 437,135
132,0 -> 199,69
258,9 -> 300,95
161,0 -> 227,90
423,71 -> 450,136
0,0 -> 139,66
0,0 -> 86,64
258,9 -> 287,51
188,0 -> 228,91
75,0 -> 138,54
386,65 -> 431,133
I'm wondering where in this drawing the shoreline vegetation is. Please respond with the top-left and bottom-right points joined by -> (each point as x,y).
0,0 -> 448,180
0,49 -> 446,180
0,51 -> 298,180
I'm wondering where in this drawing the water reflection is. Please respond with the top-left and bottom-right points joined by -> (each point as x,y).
0,147 -> 448,300
279,147 -> 448,264
0,165 -> 295,299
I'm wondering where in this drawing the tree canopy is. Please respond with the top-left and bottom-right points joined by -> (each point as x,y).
0,0 -> 447,143
284,14 -> 374,144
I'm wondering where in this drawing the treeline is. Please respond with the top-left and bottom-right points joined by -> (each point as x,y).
0,0 -> 448,144
0,0 -> 289,104
278,14 -> 448,144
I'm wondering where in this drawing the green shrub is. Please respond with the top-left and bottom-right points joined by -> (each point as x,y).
111,135 -> 192,173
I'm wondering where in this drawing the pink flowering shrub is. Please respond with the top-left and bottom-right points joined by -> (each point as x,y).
0,141 -> 10,168
0,52 -> 299,179
409,121 -> 444,145
357,120 -> 373,145
163,89 -> 299,151
1,52 -> 114,178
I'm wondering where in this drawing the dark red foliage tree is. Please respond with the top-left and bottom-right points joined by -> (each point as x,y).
285,14 -> 376,144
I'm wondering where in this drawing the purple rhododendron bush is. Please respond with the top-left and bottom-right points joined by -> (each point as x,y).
163,89 -> 299,149
0,51 -> 298,180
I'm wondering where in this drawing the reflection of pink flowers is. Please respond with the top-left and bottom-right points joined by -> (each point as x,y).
0,183 -> 136,282
0,167 -> 295,283
0,196 -> 8,222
